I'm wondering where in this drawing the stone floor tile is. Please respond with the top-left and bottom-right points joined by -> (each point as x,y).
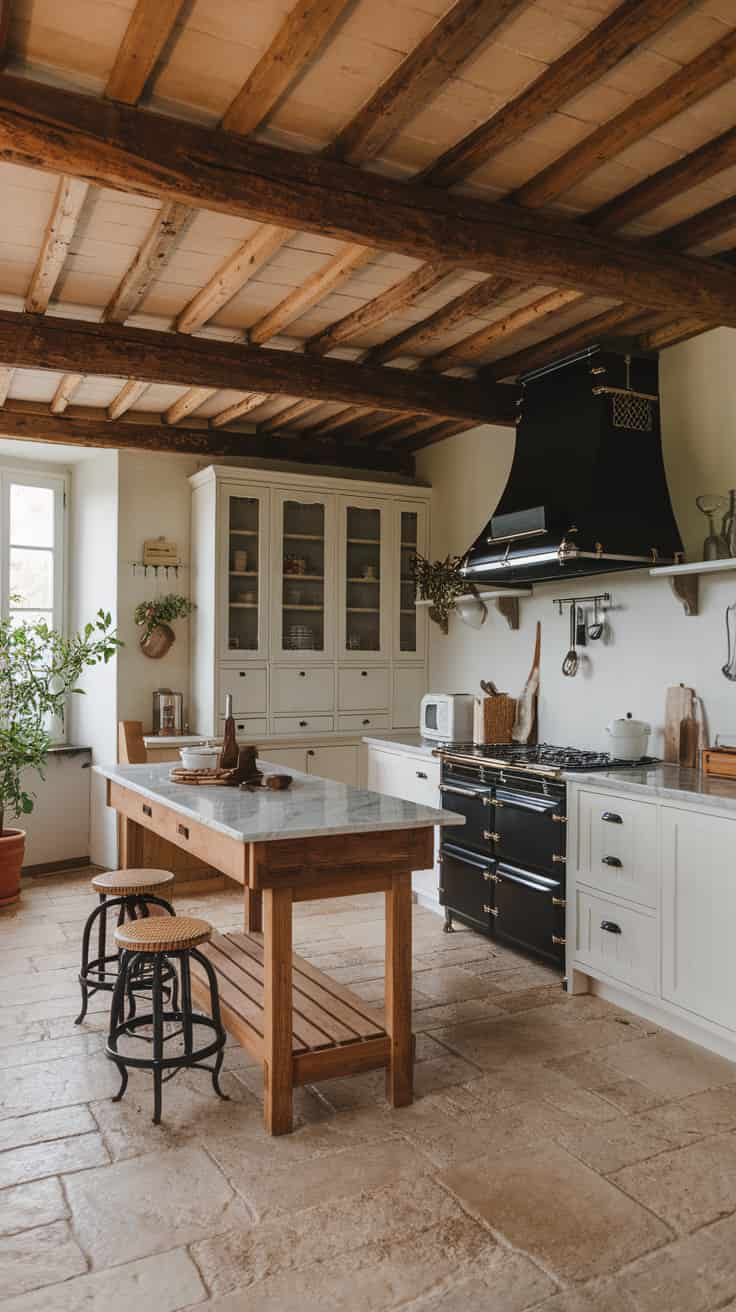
639,1085 -> 736,1145
593,1077 -> 666,1116
411,965 -> 507,1003
0,1021 -> 48,1051
0,1104 -> 96,1153
0,1248 -> 206,1312
64,1144 -> 253,1268
311,1050 -> 480,1111
611,1130 -> 736,1232
602,1031 -> 736,1098
557,1114 -> 682,1174
411,1249 -> 557,1312
440,1140 -> 672,1282
0,1221 -> 87,1297
0,1131 -> 109,1188
412,998 -> 503,1028
0,1052 -> 120,1119
0,1177 -> 69,1237
0,1031 -> 106,1070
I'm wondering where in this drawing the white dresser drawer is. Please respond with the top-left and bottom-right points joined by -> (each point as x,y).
577,789 -> 658,908
271,665 -> 334,714
575,889 -> 658,995
219,666 -> 267,714
218,716 -> 268,737
272,715 -> 334,735
339,666 -> 390,710
338,712 -> 391,733
367,748 -> 439,807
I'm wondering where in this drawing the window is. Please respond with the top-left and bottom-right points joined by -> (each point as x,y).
0,465 -> 69,740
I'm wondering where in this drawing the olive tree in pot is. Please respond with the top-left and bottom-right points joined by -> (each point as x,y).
0,608 -> 121,906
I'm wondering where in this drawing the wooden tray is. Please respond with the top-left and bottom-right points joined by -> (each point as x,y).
169,767 -> 237,786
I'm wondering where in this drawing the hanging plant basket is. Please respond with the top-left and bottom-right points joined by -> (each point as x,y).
139,622 -> 175,659
411,553 -> 470,634
135,594 -> 194,659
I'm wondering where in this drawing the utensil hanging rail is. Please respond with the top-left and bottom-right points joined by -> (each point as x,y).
553,592 -> 611,616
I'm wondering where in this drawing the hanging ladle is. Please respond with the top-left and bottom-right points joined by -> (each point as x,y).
562,604 -> 578,677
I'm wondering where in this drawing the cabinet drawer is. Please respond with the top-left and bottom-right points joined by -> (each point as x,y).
219,666 -> 267,714
574,889 -> 657,995
219,716 -> 268,737
338,712 -> 391,733
271,665 -> 334,714
272,715 -> 334,735
339,666 -> 390,711
577,790 -> 658,908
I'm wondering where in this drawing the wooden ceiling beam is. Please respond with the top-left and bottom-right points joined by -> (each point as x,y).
421,0 -> 695,188
222,0 -> 354,137
330,0 -> 526,166
258,399 -> 323,431
366,275 -> 521,365
305,258 -> 455,356
107,378 -> 150,420
0,309 -> 515,424
425,288 -> 585,371
0,399 -> 413,474
104,200 -> 192,323
0,1 -> 12,68
637,317 -> 712,351
165,386 -> 218,426
105,0 -> 186,104
50,373 -> 84,414
0,366 -> 13,405
209,393 -> 270,429
514,28 -> 736,210
5,78 -> 736,325
25,176 -> 89,314
248,242 -> 373,345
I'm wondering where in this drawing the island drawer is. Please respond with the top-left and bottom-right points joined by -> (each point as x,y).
576,789 -> 658,908
272,715 -> 334,735
108,781 -> 247,884
271,665 -> 334,714
574,889 -> 657,995
219,666 -> 267,714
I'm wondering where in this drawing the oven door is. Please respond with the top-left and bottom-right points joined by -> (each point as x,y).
439,842 -> 496,933
494,786 -> 565,876
439,777 -> 493,854
495,860 -> 565,967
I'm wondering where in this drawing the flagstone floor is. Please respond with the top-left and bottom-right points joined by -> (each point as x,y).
2,868 -> 736,1311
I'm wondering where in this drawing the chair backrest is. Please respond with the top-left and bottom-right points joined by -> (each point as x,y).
118,720 -> 147,764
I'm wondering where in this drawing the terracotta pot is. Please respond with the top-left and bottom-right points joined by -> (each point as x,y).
0,829 -> 25,907
140,623 -> 175,659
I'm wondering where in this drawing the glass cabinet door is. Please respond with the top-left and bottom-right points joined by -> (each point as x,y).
221,486 -> 268,659
395,501 -> 427,660
341,498 -> 388,658
273,492 -> 334,658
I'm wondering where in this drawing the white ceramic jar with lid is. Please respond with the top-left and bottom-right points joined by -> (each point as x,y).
605,712 -> 650,760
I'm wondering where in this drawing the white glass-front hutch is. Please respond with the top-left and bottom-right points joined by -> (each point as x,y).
190,466 -> 430,743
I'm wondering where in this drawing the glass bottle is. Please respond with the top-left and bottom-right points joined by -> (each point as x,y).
722,490 -> 736,559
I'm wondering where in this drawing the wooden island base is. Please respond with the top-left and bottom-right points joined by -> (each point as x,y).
109,778 -> 433,1134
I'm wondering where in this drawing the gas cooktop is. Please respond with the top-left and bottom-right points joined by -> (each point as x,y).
437,742 -> 658,778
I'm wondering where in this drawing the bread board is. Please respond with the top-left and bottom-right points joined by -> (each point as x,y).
169,767 -> 237,786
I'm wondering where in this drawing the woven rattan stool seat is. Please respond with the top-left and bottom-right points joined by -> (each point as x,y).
114,915 -> 212,953
92,869 -> 175,898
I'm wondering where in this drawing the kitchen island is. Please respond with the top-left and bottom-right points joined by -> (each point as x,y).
95,761 -> 463,1134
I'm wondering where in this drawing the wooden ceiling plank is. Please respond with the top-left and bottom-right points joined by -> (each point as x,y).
482,305 -> 662,381
258,399 -> 322,431
165,386 -> 218,425
404,419 -> 475,449
425,288 -> 585,371
50,372 -> 84,415
107,378 -> 149,420
0,400 -> 413,474
247,242 -> 373,345
209,392 -> 270,428
514,28 -> 736,210
105,0 -> 186,104
660,197 -> 736,254
104,200 -> 193,323
0,365 -> 13,405
331,0 -> 526,166
0,309 -> 515,424
305,258 -> 455,356
638,317 -> 712,351
222,0 -> 354,137
304,404 -> 372,436
422,0 -> 695,188
25,176 -> 89,314
366,275 -> 521,365
176,224 -> 292,335
6,76 -> 736,325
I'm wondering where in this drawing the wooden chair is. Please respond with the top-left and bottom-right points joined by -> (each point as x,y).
118,720 -> 147,765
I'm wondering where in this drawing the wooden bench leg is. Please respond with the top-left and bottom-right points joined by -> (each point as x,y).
263,886 -> 293,1135
245,888 -> 262,933
385,871 -> 413,1108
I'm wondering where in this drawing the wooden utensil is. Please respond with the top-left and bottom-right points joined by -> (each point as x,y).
513,621 -> 541,744
678,689 -> 698,769
664,684 -> 695,763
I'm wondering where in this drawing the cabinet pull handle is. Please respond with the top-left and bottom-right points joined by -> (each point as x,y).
483,830 -> 500,842
602,855 -> 623,868
299,671 -> 306,677
552,854 -> 566,864
601,920 -> 621,934
416,770 -> 427,779
362,718 -> 370,725
552,813 -> 567,823
483,904 -> 499,916
239,671 -> 246,677
307,749 -> 315,757
552,934 -> 566,946
360,670 -> 368,677
237,723 -> 245,730
299,720 -> 308,727
142,804 -> 152,817
602,811 -> 623,824
177,824 -> 189,840
552,896 -> 566,907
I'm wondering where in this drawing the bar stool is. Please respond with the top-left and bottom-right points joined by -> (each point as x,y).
106,916 -> 228,1124
76,869 -> 177,1025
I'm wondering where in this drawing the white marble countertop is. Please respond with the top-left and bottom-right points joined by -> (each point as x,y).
566,763 -> 736,814
362,734 -> 441,759
94,760 -> 464,844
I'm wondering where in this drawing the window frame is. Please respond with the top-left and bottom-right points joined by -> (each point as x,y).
0,463 -> 70,744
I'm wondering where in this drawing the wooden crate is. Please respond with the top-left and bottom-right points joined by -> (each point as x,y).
702,748 -> 736,780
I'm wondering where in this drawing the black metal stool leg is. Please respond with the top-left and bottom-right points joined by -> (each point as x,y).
97,893 -> 107,984
192,948 -> 229,1101
109,949 -> 130,1102
181,952 -> 193,1058
151,955 -> 164,1125
76,895 -> 124,1024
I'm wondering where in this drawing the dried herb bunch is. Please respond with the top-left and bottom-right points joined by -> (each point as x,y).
411,553 -> 468,634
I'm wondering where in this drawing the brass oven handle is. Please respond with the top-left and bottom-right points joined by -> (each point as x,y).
440,784 -> 483,799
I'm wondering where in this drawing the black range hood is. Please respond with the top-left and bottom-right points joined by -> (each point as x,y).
461,349 -> 683,587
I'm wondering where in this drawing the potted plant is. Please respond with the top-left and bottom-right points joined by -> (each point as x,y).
0,609 -> 121,906
134,593 -> 194,659
412,553 -> 471,634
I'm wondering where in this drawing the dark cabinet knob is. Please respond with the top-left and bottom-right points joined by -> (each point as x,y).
602,855 -> 623,868
361,670 -> 368,677
602,812 -> 623,824
362,718 -> 370,725
601,920 -> 622,934
416,770 -> 427,779
237,723 -> 245,730
299,720 -> 307,727
307,749 -> 315,757
299,671 -> 306,677
239,671 -> 246,677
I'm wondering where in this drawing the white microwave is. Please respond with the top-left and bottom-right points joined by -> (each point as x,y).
420,692 -> 475,742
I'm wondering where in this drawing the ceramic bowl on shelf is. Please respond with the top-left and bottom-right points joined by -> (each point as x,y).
180,745 -> 220,770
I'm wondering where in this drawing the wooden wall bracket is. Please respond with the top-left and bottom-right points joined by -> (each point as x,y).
669,573 -> 699,616
494,596 -> 520,630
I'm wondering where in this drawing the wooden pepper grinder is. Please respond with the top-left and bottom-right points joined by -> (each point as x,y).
219,693 -> 239,770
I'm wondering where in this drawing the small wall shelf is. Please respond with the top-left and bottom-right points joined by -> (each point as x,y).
417,586 -> 532,631
650,557 -> 736,616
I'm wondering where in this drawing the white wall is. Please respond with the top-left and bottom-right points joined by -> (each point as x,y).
416,329 -> 736,756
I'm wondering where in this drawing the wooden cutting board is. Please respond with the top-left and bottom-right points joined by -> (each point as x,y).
664,684 -> 695,764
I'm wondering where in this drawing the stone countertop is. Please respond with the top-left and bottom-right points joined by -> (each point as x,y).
565,763 -> 736,814
94,760 -> 464,845
362,735 -> 441,759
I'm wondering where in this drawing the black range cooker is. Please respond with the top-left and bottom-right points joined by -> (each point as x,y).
438,743 -> 656,969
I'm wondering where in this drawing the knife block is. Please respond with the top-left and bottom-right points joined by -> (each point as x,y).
483,694 -> 517,745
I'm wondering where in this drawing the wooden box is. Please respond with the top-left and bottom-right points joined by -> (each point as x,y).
483,694 -> 516,745
702,748 -> 736,780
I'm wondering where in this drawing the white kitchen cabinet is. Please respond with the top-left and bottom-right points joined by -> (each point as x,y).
574,889 -> 658,996
338,666 -> 390,711
271,665 -> 334,714
661,808 -> 736,1033
261,746 -> 308,773
272,714 -> 334,736
307,745 -> 359,787
271,489 -> 335,661
339,496 -> 389,662
367,743 -> 441,906
394,502 -> 427,662
219,666 -> 268,715
575,788 -> 658,909
219,483 -> 269,662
